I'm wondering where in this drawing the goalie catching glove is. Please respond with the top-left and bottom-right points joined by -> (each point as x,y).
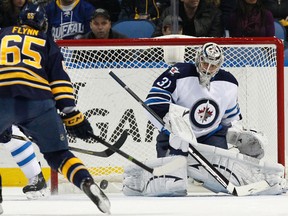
61,109 -> 93,139
226,121 -> 267,159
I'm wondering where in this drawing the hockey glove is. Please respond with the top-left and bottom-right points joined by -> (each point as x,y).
0,127 -> 12,143
61,110 -> 93,139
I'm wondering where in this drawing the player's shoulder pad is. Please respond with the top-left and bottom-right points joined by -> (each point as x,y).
165,63 -> 198,78
213,69 -> 238,86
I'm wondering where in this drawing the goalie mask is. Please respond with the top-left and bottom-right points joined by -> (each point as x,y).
18,3 -> 48,32
195,43 -> 224,88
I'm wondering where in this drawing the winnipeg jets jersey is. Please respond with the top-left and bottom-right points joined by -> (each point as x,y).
45,0 -> 95,40
145,63 -> 241,138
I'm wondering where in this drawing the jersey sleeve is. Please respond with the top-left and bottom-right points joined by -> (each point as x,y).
221,92 -> 242,126
144,65 -> 182,129
46,37 -> 76,111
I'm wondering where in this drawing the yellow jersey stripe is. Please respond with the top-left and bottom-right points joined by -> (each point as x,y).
0,66 -> 46,82
51,86 -> 74,94
61,157 -> 84,178
54,94 -> 75,101
0,81 -> 51,91
0,72 -> 49,86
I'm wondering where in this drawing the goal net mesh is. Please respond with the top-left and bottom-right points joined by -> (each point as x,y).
55,37 -> 284,192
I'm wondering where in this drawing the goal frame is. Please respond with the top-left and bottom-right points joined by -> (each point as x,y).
51,37 -> 285,194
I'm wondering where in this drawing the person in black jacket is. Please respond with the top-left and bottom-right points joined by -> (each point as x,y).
152,0 -> 223,37
82,8 -> 128,39
0,0 -> 29,28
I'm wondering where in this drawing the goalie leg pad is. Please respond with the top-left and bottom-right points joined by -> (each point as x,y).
123,156 -> 188,197
187,143 -> 286,195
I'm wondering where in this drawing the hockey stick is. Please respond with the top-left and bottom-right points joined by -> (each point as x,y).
11,129 -> 184,175
11,132 -> 125,158
69,131 -> 128,157
88,131 -> 186,176
109,70 -> 270,196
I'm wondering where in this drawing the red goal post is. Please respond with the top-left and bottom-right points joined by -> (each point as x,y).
51,37 -> 285,194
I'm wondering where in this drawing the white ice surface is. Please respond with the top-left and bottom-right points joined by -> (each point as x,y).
1,187 -> 288,216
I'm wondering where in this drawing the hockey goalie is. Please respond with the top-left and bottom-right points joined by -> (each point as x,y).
122,42 -> 287,197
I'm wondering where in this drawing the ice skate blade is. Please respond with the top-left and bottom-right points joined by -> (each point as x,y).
90,184 -> 111,214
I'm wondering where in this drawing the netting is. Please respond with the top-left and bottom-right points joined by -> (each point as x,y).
54,37 -> 284,191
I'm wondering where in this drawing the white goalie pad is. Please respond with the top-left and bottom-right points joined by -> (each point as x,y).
226,121 -> 267,159
123,156 -> 188,197
187,143 -> 287,195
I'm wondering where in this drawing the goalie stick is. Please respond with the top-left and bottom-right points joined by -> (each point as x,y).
109,70 -> 270,196
12,130 -> 185,175
11,133 -> 126,158
88,131 -> 186,176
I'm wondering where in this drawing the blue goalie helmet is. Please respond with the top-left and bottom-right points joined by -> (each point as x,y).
18,3 -> 48,32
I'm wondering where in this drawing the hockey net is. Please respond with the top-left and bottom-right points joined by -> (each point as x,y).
52,37 -> 285,193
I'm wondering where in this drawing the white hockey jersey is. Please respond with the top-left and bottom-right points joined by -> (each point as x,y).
145,62 -> 241,138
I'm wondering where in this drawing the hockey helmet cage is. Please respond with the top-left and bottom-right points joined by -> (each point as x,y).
195,42 -> 224,88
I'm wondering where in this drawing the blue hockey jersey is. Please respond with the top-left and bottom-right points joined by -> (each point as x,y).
45,0 -> 95,40
0,26 -> 75,111
145,63 -> 241,138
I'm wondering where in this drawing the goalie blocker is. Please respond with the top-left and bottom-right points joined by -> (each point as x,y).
123,143 -> 287,196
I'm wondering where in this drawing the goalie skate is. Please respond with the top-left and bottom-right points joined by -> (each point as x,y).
81,177 -> 111,214
22,172 -> 48,200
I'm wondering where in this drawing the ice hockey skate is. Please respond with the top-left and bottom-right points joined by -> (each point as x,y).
22,172 -> 48,200
81,177 -> 111,214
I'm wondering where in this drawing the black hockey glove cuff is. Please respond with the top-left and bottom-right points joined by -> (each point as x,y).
61,110 -> 93,139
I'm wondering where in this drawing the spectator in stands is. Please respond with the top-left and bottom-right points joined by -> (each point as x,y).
82,8 -> 128,39
262,0 -> 288,20
152,0 -> 223,37
118,0 -> 170,24
72,8 -> 129,64
227,0 -> 274,37
161,15 -> 183,36
262,0 -> 288,40
0,0 -> 29,28
217,0 -> 237,30
85,0 -> 121,23
45,0 -> 95,40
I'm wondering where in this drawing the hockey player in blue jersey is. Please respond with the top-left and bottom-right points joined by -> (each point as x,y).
0,3 -> 110,214
123,42 -> 287,197
45,0 -> 95,40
